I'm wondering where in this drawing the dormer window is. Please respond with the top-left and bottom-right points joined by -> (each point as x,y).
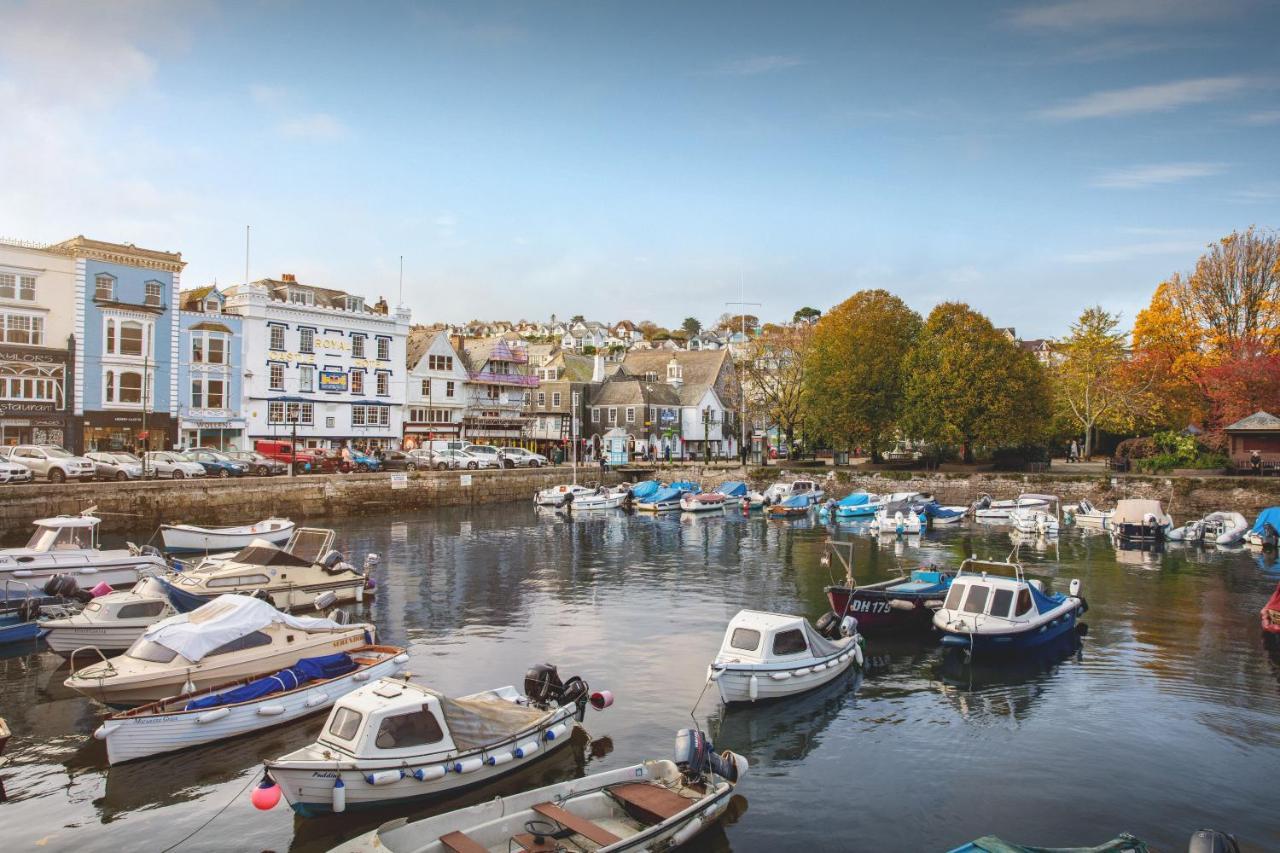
95,273 -> 116,301
667,360 -> 682,381
645,371 -> 657,381
288,288 -> 313,306
205,299 -> 220,313
344,296 -> 364,312
145,280 -> 163,307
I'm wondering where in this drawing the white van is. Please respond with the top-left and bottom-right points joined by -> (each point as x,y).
423,440 -> 466,454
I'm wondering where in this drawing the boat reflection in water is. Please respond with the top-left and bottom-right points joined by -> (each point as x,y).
933,633 -> 1083,722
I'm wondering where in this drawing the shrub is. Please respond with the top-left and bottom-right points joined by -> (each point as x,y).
1114,436 -> 1156,461
990,445 -> 1050,471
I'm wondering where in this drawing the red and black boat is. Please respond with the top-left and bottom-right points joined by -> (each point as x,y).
820,540 -> 954,634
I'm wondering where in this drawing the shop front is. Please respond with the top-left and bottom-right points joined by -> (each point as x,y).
83,411 -> 177,453
0,414 -> 70,448
0,343 -> 73,448
180,417 -> 246,451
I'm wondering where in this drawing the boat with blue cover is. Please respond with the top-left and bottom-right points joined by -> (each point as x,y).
1244,506 -> 1280,549
818,492 -> 875,519
627,480 -> 661,502
822,541 -> 954,633
933,554 -> 1086,653
765,493 -> 814,518
635,482 -> 699,512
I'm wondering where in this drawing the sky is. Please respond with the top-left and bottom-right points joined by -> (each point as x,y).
1,0 -> 1278,338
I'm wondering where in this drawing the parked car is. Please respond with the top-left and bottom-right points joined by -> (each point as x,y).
86,451 -> 147,481
0,456 -> 34,484
144,451 -> 207,480
462,444 -> 501,466
254,439 -> 338,475
340,450 -> 381,473
373,450 -> 417,472
406,449 -> 446,470
8,444 -> 97,483
224,450 -> 288,476
498,446 -> 547,468
183,449 -> 251,478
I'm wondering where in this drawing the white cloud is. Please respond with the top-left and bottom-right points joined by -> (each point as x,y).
1091,162 -> 1226,189
1062,240 -> 1206,263
713,55 -> 806,76
1240,109 -> 1280,125
1011,0 -> 1227,30
275,113 -> 349,140
1230,184 -> 1280,202
1040,76 -> 1250,120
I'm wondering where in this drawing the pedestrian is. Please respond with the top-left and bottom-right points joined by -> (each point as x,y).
1252,450 -> 1263,475
664,443 -> 671,463
340,442 -> 353,473
1069,439 -> 1079,463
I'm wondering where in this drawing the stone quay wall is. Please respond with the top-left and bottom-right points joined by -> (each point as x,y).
0,468 -> 623,536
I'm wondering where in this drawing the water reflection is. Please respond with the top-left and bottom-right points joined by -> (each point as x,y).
708,672 -> 862,770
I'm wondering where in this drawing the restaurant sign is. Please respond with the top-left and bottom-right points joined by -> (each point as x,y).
318,370 -> 348,392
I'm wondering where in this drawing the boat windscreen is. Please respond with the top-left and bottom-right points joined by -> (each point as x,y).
288,529 -> 334,562
227,544 -> 313,568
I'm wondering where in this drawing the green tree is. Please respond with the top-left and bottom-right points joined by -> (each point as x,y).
793,306 -> 821,325
902,302 -> 1050,463
682,316 -> 702,337
1055,306 -> 1149,457
743,323 -> 813,453
803,290 -> 922,456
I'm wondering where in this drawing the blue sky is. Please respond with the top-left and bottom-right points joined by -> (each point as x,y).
1,0 -> 1277,336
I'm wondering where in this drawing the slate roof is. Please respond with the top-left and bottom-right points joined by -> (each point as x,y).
1224,411 -> 1280,431
591,376 -> 680,407
619,349 -> 732,406
406,328 -> 450,370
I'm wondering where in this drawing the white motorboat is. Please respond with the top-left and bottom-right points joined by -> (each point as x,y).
1168,511 -> 1249,546
168,528 -> 371,611
64,594 -> 373,706
534,484 -> 595,507
1009,494 -> 1062,537
680,492 -> 727,513
42,575 -> 209,655
972,494 -> 1049,522
263,663 -> 606,816
564,485 -> 630,511
159,517 -> 295,553
95,644 -> 408,764
1110,499 -> 1174,543
762,479 -> 825,504
1244,508 -> 1280,549
1064,498 -> 1113,529
0,512 -> 169,589
869,499 -> 926,535
326,728 -> 745,853
709,610 -> 863,704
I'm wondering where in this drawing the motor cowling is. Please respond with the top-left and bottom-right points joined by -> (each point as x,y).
320,550 -> 345,570
674,729 -> 745,783
524,663 -> 564,707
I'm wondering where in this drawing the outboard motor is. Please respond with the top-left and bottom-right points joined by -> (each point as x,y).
320,550 -> 344,570
525,663 -> 566,708
43,574 -> 92,604
973,493 -> 992,511
313,590 -> 338,611
1188,829 -> 1240,853
1077,498 -> 1094,514
674,729 -> 747,784
814,610 -> 840,638
328,608 -> 351,625
248,588 -> 273,603
1263,522 -> 1279,550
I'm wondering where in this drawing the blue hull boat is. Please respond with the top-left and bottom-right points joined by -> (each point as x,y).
933,556 -> 1087,654
946,832 -> 1151,852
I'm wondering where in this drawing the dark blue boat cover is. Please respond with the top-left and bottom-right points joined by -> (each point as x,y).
1251,506 -> 1280,533
159,577 -> 211,614
1028,582 -> 1065,615
629,480 -> 660,500
836,492 -> 870,506
646,487 -> 684,504
669,480 -> 700,492
184,652 -> 356,710
715,481 -> 748,497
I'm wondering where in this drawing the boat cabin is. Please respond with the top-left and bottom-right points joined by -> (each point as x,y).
320,680 -> 463,760
17,516 -> 100,554
715,610 -> 835,665
941,575 -> 1041,620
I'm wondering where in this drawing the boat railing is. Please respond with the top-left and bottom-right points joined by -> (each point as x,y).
69,645 -> 117,680
954,553 -> 1027,583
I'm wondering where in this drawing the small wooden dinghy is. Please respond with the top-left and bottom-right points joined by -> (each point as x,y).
327,728 -> 745,853
160,518 -> 295,553
946,831 -> 1152,852
1262,582 -> 1280,636
94,645 -> 408,764
709,609 -> 863,703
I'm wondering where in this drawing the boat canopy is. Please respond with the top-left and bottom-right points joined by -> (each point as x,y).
668,480 -> 700,492
1251,506 -> 1280,533
1017,493 -> 1059,503
715,481 -> 748,497
225,540 -> 315,569
717,609 -> 840,663
836,492 -> 870,507
1112,499 -> 1166,525
645,487 -> 684,504
780,494 -> 812,508
629,480 -> 660,500
32,515 -> 100,528
140,594 -> 349,663
184,652 -> 357,710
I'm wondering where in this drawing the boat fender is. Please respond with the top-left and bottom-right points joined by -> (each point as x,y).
545,722 -> 570,741
453,756 -> 484,774
769,671 -> 792,681
313,590 -> 338,611
251,777 -> 282,811
305,693 -> 328,708
811,662 -> 827,672
393,653 -> 410,665
1069,579 -> 1081,597
412,765 -> 447,782
589,690 -> 613,710
197,707 -> 231,724
365,769 -> 404,786
889,599 -> 914,611
515,740 -> 540,758
853,643 -> 864,667
332,777 -> 346,813
792,667 -> 811,677
924,599 -> 944,609
671,815 -> 707,847
487,750 -> 515,767
748,674 -> 758,701
352,671 -> 371,682
93,724 -> 111,740
257,704 -> 286,716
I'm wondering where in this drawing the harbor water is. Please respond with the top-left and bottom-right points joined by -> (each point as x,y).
1,505 -> 1279,851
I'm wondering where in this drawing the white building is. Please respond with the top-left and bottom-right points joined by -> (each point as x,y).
225,274 -> 410,450
403,329 -> 468,446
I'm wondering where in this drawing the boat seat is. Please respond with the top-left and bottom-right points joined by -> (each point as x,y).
607,782 -> 692,824
439,830 -> 489,853
531,802 -> 622,846
511,833 -> 559,852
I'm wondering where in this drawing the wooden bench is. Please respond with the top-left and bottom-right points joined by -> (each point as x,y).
512,834 -> 559,852
439,830 -> 489,853
607,782 -> 693,825
531,801 -> 622,847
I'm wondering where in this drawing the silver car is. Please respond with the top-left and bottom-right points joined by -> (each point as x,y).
498,447 -> 547,468
143,451 -> 207,480
8,445 -> 97,483
0,456 -> 34,484
86,451 -> 147,481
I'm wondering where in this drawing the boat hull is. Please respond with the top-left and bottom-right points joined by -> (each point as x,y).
160,521 -> 295,553
712,647 -> 860,704
44,622 -> 152,655
825,584 -> 940,633
100,651 -> 407,764
937,606 -> 1083,654
270,707 -> 579,816
0,555 -> 168,590
635,500 -> 682,512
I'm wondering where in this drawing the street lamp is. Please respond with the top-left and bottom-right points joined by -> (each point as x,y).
288,410 -> 299,477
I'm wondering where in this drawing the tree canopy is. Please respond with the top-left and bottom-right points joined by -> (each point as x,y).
1054,307 -> 1149,456
681,317 -> 702,337
803,290 -> 921,454
743,323 -> 813,451
793,306 -> 822,325
901,302 -> 1050,462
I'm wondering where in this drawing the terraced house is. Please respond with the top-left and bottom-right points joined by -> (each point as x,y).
177,287 -> 244,449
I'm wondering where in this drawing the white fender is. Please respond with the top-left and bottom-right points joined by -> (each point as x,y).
672,816 -> 707,846
332,777 -> 346,813
487,750 -> 515,767
810,662 -> 827,672
769,671 -> 792,681
545,722 -> 570,741
748,674 -> 758,701
305,693 -> 328,708
197,707 -> 231,724
352,672 -> 370,682
412,765 -> 447,782
365,769 -> 403,786
93,724 -> 111,740
792,667 -> 811,676
453,756 -> 484,774
515,740 -> 540,758
853,643 -> 864,667
889,599 -> 914,611
257,704 -> 285,716
393,654 -> 410,664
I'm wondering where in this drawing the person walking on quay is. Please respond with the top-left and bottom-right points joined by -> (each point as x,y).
340,442 -> 353,473
1069,439 -> 1079,463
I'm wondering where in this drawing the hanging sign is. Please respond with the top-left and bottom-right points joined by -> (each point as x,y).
318,371 -> 348,392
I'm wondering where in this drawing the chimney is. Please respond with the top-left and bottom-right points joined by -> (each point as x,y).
592,353 -> 605,383
281,273 -> 296,283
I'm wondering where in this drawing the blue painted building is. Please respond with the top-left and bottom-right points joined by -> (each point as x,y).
177,286 -> 244,449
55,236 -> 185,452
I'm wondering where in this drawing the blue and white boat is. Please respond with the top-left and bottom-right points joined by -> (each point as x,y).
933,555 -> 1086,653
869,497 -> 928,535
920,499 -> 968,526
715,480 -> 764,508
1244,506 -> 1280,549
822,492 -> 876,519
635,482 -> 698,513
627,480 -> 661,502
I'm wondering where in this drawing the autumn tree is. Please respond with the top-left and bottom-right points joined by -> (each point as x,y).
1131,274 -> 1208,429
1186,227 -> 1280,352
803,290 -> 922,456
901,302 -> 1051,462
717,313 -> 759,332
1199,349 -> 1280,431
1055,307 -> 1150,458
793,306 -> 822,325
742,323 -> 813,452
681,317 -> 702,337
